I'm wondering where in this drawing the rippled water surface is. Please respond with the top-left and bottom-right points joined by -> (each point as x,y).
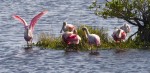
0,0 -> 149,73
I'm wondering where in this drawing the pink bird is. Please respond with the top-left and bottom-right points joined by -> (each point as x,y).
120,23 -> 131,33
62,30 -> 81,51
12,10 -> 48,46
82,27 -> 101,55
112,28 -> 127,43
60,22 -> 76,33
112,28 -> 128,53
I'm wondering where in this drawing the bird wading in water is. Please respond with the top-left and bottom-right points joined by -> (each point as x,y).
82,27 -> 101,55
13,10 -> 48,46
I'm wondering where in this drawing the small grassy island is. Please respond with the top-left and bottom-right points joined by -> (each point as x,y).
36,26 -> 150,51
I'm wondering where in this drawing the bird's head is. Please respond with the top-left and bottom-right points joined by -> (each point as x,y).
73,29 -> 77,34
82,27 -> 87,31
121,23 -> 131,33
60,22 -> 67,33
124,23 -> 131,33
82,27 -> 88,38
63,22 -> 67,26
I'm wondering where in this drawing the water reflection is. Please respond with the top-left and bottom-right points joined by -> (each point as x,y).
64,50 -> 79,56
24,46 -> 33,53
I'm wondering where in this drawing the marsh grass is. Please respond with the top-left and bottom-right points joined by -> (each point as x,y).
36,33 -> 64,50
36,25 -> 147,51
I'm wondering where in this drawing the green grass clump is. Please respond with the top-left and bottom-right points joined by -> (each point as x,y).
36,25 -> 148,51
36,33 -> 65,50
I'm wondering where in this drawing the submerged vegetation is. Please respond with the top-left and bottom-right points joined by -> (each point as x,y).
36,25 -> 150,51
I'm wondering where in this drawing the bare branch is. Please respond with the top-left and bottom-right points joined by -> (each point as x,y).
124,18 -> 138,26
134,18 -> 143,27
130,17 -> 143,21
105,0 -> 109,2
127,31 -> 138,41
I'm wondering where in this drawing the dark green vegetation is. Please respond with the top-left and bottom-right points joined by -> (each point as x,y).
36,26 -> 149,51
89,0 -> 150,46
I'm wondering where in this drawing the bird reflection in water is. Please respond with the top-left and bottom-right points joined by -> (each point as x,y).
24,46 -> 33,53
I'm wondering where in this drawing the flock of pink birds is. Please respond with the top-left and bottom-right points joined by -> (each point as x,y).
12,10 -> 131,54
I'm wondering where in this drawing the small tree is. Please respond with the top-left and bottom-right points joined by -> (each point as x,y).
89,0 -> 150,42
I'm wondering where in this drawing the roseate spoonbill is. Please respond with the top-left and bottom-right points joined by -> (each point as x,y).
12,10 -> 48,46
62,30 -> 81,51
112,28 -> 127,53
112,28 -> 127,43
82,27 -> 101,55
120,23 -> 131,33
60,22 -> 76,33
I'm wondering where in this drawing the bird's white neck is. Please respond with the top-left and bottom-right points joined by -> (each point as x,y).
25,29 -> 32,37
116,29 -> 122,38
84,28 -> 90,36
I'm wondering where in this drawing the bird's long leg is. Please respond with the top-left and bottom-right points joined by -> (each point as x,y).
27,41 -> 29,47
115,41 -> 119,52
116,39 -> 121,49
119,40 -> 122,49
77,44 -> 79,51
27,40 -> 31,47
67,44 -> 69,50
30,40 -> 33,47
74,44 -> 78,51
96,45 -> 98,52
115,39 -> 124,53
90,45 -> 93,53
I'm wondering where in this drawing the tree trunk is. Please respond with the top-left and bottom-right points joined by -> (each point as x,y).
138,27 -> 150,42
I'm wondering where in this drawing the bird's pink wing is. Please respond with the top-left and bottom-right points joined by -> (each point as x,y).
12,15 -> 28,28
94,35 -> 100,45
29,10 -> 48,31
68,34 -> 77,40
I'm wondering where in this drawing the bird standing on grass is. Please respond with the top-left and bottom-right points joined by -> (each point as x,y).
112,23 -> 131,43
112,28 -> 127,53
12,10 -> 48,46
62,29 -> 81,51
82,27 -> 101,55
112,28 -> 126,43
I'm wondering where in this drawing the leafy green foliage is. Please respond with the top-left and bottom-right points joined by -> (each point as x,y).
90,0 -> 150,46
90,0 -> 150,19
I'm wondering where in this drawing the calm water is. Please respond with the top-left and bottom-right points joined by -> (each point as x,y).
0,0 -> 149,73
